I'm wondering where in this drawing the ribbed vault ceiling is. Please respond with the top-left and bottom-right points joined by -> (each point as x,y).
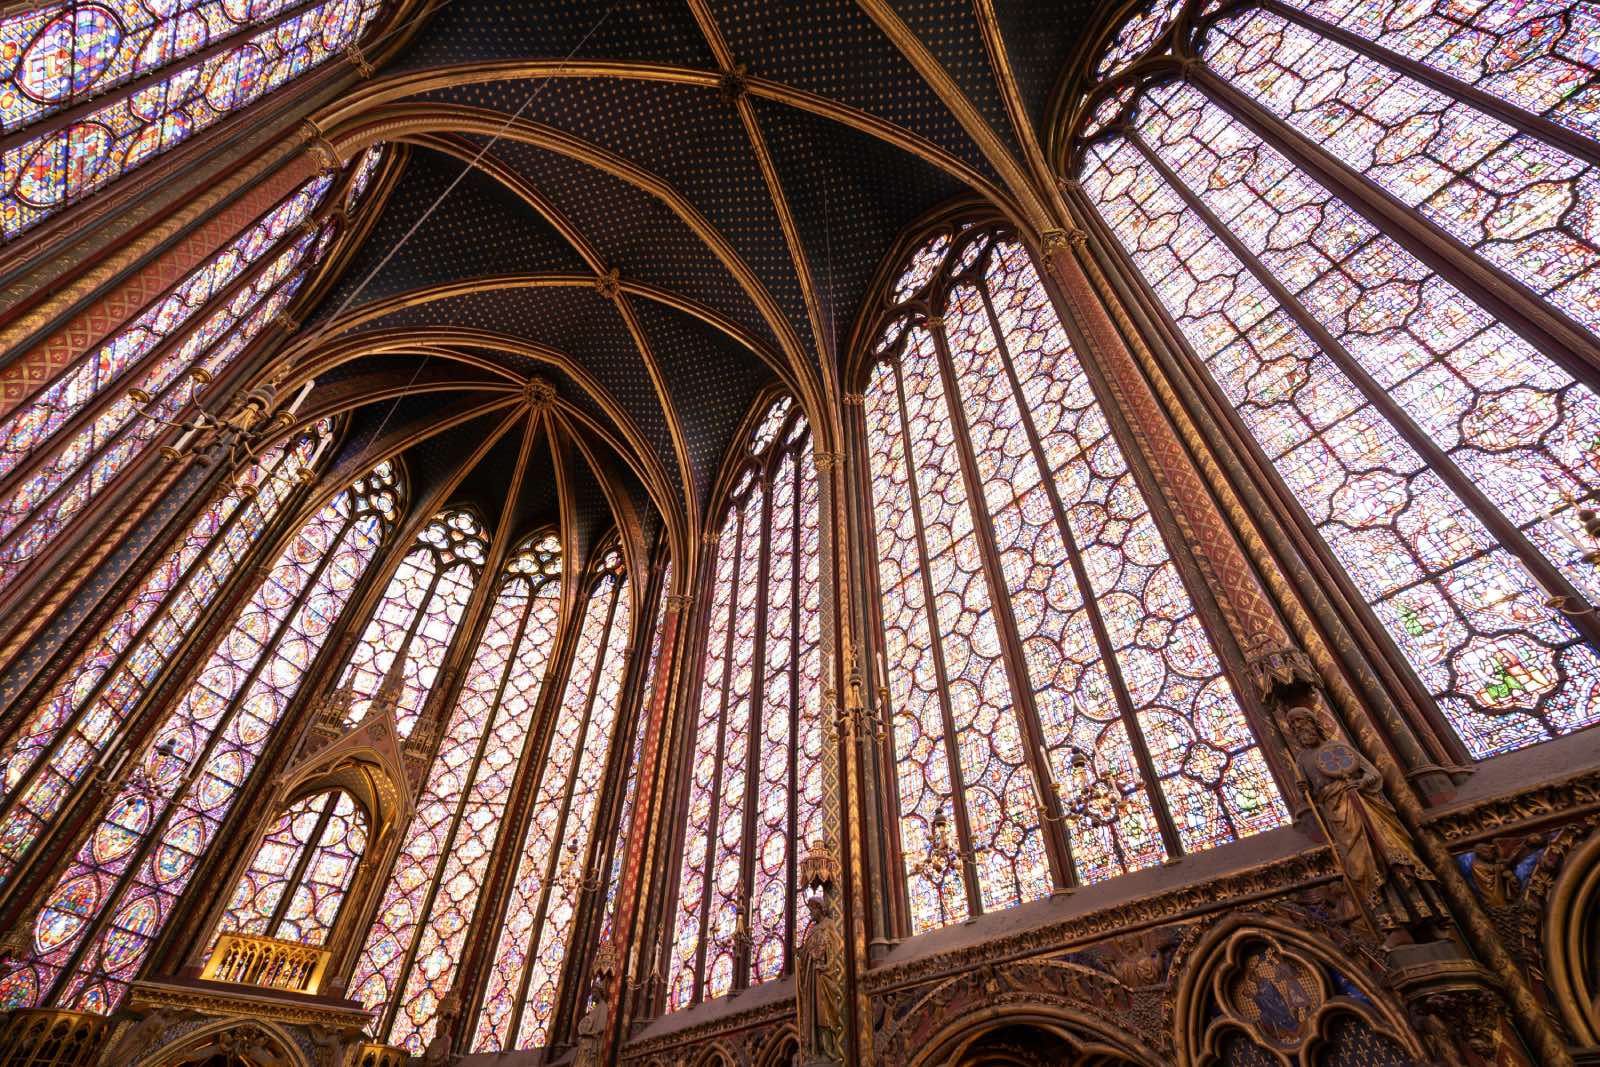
287,0 -> 1103,579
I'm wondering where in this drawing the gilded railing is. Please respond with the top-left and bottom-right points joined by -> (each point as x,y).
354,1043 -> 408,1067
0,1008 -> 108,1067
200,932 -> 331,995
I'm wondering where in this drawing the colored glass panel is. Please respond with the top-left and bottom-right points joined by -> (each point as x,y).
0,145 -> 383,597
663,521 -> 737,1012
473,553 -> 632,1052
0,0 -> 385,238
0,451 -> 393,1013
1282,0 -> 1600,142
338,509 -> 486,739
1081,70 -> 1600,757
353,535 -> 561,1055
2,0 -> 303,132
866,230 -> 1288,933
663,397 -> 822,1008
1203,6 -> 1600,342
219,788 -> 367,946
0,433 -> 314,902
1094,0 -> 1184,80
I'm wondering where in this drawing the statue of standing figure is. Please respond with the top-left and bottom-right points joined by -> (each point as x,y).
796,841 -> 845,1066
1283,706 -> 1448,947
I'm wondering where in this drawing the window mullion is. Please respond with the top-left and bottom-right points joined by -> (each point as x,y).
1187,63 -> 1600,386
507,576 -> 619,1042
1128,127 -> 1600,653
1258,0 -> 1600,175
972,274 -> 1185,866
0,452 -> 302,833
377,576 -> 535,1040
888,355 -> 984,919
924,309 -> 1100,888
40,474 -> 348,1003
265,791 -> 340,938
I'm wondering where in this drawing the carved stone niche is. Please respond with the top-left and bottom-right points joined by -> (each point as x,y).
1540,826 -> 1600,1059
1171,917 -> 1427,1067
870,954 -> 1161,1067
95,980 -> 370,1067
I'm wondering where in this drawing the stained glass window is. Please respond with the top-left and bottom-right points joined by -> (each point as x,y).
0,449 -> 398,1013
0,0 -> 389,238
863,229 -> 1287,937
1073,0 -> 1600,760
335,508 -> 486,740
0,145 -> 385,596
351,532 -> 563,1055
473,546 -> 634,1052
665,397 -> 823,1009
218,788 -> 368,946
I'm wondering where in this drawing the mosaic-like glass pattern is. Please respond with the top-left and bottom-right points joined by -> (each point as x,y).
473,550 -> 633,1052
218,788 -> 368,946
1064,0 -> 1600,760
0,146 -> 384,596
0,452 -> 395,1013
1079,34 -> 1600,756
1094,0 -> 1184,80
0,0 -> 386,238
1282,0 -> 1599,142
3,0 -> 304,132
1203,6 -> 1600,340
0,433 -> 316,901
353,534 -> 561,1055
664,397 -> 823,1009
864,231 -> 1286,934
338,509 -> 486,739
664,522 -> 737,1013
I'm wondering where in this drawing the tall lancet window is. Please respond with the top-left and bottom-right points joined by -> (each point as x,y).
1074,0 -> 1600,759
0,144 -> 386,595
0,0 -> 391,237
862,228 -> 1287,936
218,788 -> 369,946
352,532 -> 563,1054
473,545 -> 633,1053
0,446 -> 399,1012
335,508 -> 486,739
666,397 -> 823,1010
0,426 -> 342,900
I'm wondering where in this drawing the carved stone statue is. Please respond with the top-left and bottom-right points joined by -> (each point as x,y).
1284,707 -> 1448,946
420,993 -> 459,1067
572,974 -> 610,1067
796,842 -> 845,1066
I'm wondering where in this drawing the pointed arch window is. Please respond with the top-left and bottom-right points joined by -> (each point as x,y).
473,546 -> 634,1053
0,449 -> 399,1013
0,424 -> 342,898
218,787 -> 368,946
351,532 -> 563,1055
335,507 -> 486,740
1073,0 -> 1600,759
0,0 -> 391,238
861,228 -> 1287,936
0,144 -> 386,596
666,397 -> 823,1010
